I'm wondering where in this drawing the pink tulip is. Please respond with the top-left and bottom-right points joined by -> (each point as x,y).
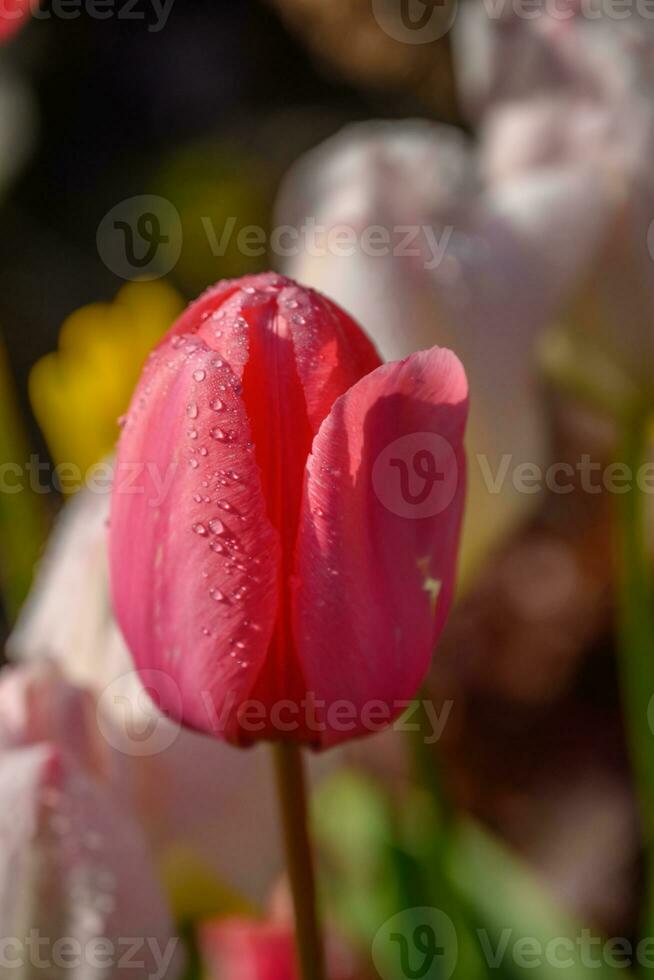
0,0 -> 31,40
109,272 -> 468,747
202,919 -> 298,980
201,917 -> 353,980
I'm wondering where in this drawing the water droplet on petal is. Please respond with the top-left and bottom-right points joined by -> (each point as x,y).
187,403 -> 199,419
192,523 -> 208,536
193,369 -> 206,382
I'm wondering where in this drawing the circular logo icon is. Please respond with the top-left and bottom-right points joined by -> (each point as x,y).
96,194 -> 182,280
371,0 -> 457,44
373,907 -> 458,980
372,432 -> 459,519
97,669 -> 182,757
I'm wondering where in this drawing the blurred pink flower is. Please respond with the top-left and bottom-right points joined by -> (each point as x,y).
202,919 -> 298,980
0,661 -> 182,979
0,0 -> 31,41
201,915 -> 354,980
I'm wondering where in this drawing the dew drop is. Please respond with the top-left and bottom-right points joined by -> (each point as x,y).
208,518 -> 226,535
211,427 -> 229,441
193,369 -> 206,382
192,523 -> 208,536
210,398 -> 225,412
187,402 -> 199,419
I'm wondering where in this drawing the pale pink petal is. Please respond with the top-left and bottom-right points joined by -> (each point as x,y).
0,743 -> 181,978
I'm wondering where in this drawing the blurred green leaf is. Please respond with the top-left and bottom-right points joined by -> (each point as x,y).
448,818 -> 631,979
314,769 -> 635,979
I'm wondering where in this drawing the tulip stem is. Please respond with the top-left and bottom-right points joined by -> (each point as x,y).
273,741 -> 326,980
616,410 -> 654,953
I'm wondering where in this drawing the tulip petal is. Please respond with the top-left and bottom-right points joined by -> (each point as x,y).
109,335 -> 281,739
293,347 -> 468,747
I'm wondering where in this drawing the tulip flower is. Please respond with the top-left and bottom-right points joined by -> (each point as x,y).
109,272 -> 467,748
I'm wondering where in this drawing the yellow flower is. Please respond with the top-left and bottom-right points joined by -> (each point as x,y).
30,280 -> 184,478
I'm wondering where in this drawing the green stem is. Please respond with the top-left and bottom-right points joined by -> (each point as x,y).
273,742 -> 326,980
617,412 -> 654,956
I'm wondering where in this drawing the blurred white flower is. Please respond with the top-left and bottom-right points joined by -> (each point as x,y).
275,119 -> 605,573
454,8 -> 654,390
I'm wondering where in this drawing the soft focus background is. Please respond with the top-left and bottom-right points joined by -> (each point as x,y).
2,2 -> 654,978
